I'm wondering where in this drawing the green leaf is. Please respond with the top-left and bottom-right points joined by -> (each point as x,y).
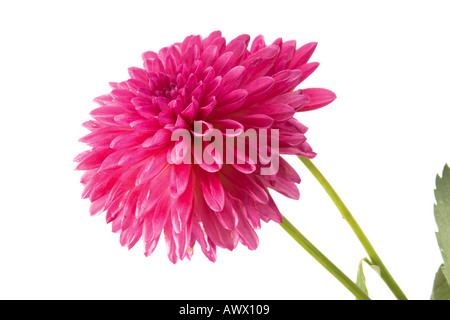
356,258 -> 370,299
356,258 -> 372,295
431,264 -> 450,300
434,164 -> 450,283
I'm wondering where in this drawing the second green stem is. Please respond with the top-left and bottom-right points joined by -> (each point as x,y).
298,156 -> 407,300
280,215 -> 370,300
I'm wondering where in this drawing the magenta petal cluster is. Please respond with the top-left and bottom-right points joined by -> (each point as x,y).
75,31 -> 335,262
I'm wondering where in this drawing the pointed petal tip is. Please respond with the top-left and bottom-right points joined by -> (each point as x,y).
307,61 -> 320,69
302,150 -> 317,159
299,88 -> 336,112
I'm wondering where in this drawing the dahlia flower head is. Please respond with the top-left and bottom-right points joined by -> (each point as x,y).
75,31 -> 335,263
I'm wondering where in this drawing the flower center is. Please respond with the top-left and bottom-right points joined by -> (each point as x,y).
155,81 -> 178,100
149,72 -> 180,102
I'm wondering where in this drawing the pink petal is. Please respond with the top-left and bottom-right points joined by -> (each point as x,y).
290,42 -> 318,69
212,93 -> 248,119
201,45 -> 219,67
255,103 -> 295,121
280,141 -> 317,158
279,40 -> 297,62
142,129 -> 172,149
244,76 -> 274,96
211,119 -> 244,137
172,223 -> 192,260
128,67 -> 148,83
113,113 -> 142,126
99,149 -> 130,171
231,162 -> 257,174
243,77 -> 274,105
278,157 -> 301,183
191,120 -> 214,138
271,91 -> 308,111
204,76 -> 222,100
125,79 -> 147,94
299,88 -> 337,111
194,146 -> 223,173
220,66 -> 245,93
118,147 -> 154,167
136,151 -> 168,185
79,128 -> 122,147
240,58 -> 275,87
197,98 -> 217,120
242,45 -> 280,66
224,39 -> 248,65
93,94 -> 113,105
202,30 -> 223,49
212,51 -> 234,75
241,199 -> 261,229
221,169 -> 269,204
191,219 -> 217,262
136,174 -> 168,218
111,89 -> 135,102
169,164 -> 191,198
298,62 -> 320,83
163,220 -> 178,263
143,57 -> 165,73
181,99 -> 199,123
269,177 -> 300,200
89,195 -> 107,216
230,114 -> 274,129
235,209 -> 259,250
130,118 -> 161,133
158,108 -> 176,127
90,106 -> 127,117
75,148 -> 113,170
110,132 -> 148,149
257,197 -> 282,223
191,82 -> 205,102
199,172 -> 225,212
214,196 -> 238,230
167,135 -> 191,165
165,54 -> 177,76
195,199 -> 237,250
144,235 -> 161,257
141,51 -> 158,60
172,174 -> 194,233
152,195 -> 170,237
269,69 -> 303,96
250,35 -> 266,53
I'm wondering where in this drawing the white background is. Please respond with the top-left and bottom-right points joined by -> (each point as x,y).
1,0 -> 449,300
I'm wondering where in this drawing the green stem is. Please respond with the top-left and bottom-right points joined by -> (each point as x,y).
280,215 -> 371,300
298,156 -> 407,300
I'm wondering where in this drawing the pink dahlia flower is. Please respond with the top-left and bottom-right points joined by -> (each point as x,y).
75,31 -> 335,263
